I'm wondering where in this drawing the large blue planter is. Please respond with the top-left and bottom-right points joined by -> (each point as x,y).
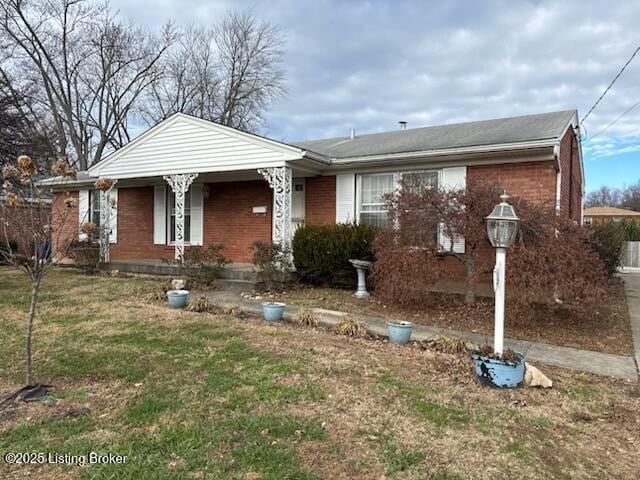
167,290 -> 189,309
387,321 -> 413,345
262,302 -> 286,322
472,353 -> 525,388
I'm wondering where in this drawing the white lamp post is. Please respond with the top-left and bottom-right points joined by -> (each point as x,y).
486,193 -> 520,356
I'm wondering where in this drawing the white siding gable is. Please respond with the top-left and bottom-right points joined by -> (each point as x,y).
89,114 -> 303,179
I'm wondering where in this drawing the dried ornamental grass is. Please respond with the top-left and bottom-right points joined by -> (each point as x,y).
431,335 -> 469,354
186,296 -> 214,313
224,304 -> 245,318
295,308 -> 319,327
332,315 -> 368,337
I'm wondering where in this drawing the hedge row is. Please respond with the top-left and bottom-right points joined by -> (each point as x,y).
292,223 -> 376,286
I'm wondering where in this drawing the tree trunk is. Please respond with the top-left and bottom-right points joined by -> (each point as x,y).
25,280 -> 40,386
464,260 -> 476,304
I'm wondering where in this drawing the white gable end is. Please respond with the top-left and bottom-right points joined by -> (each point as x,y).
90,114 -> 303,179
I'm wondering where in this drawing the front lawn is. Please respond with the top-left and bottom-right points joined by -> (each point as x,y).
1,267 -> 639,479
270,281 -> 633,355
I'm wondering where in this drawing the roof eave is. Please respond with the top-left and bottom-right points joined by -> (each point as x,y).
327,139 -> 558,166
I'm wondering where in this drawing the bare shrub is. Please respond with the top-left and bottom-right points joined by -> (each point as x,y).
373,177 -> 609,315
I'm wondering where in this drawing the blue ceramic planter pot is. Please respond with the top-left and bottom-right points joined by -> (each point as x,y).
262,302 -> 286,322
387,321 -> 413,345
167,290 -> 189,309
472,353 -> 525,388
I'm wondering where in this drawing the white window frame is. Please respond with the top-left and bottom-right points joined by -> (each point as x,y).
166,188 -> 192,246
356,169 -> 439,227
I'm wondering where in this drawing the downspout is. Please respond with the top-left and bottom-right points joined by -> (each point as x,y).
554,144 -> 561,215
568,132 -> 574,219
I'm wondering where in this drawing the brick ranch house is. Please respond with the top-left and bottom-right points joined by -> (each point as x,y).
583,206 -> 640,225
44,110 -> 583,270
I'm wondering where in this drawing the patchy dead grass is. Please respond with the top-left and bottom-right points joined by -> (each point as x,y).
0,267 -> 639,479
270,279 -> 634,355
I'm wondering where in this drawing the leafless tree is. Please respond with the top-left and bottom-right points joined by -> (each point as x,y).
1,155 -> 78,389
0,68 -> 57,176
140,10 -> 285,132
621,181 -> 640,211
0,0 -> 174,170
584,185 -> 623,208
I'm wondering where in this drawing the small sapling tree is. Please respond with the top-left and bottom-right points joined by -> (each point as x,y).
1,156 -> 78,394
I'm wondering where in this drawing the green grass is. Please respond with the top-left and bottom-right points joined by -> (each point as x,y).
0,267 -> 639,479
378,373 -> 472,427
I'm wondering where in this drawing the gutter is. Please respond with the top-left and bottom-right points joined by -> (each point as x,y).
328,138 -> 559,165
554,144 -> 562,214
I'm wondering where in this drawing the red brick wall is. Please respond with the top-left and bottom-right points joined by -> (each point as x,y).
558,127 -> 582,222
467,160 -> 557,207
52,162 -> 563,265
108,181 -> 272,263
110,187 -> 172,260
51,191 -> 79,258
305,175 -> 336,225
201,180 -> 272,262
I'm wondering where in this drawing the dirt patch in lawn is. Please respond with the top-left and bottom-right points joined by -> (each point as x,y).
270,278 -> 634,355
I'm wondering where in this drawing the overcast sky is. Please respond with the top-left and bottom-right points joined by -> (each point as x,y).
112,0 -> 640,192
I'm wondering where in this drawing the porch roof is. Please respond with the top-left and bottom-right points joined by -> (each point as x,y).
86,113 -> 329,181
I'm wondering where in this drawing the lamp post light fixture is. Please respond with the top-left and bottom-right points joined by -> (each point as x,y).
486,192 -> 520,356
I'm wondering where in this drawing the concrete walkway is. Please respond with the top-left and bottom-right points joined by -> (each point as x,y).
621,271 -> 640,374
202,283 -> 639,380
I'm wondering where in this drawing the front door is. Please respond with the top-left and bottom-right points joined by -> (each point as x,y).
291,179 -> 305,236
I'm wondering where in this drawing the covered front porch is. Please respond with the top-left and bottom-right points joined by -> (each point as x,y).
69,112 -> 330,264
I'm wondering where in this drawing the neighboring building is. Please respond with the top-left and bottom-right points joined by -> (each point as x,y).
43,109 -> 583,265
583,206 -> 640,225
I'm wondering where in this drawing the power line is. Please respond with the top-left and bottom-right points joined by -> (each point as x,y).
588,98 -> 640,141
581,45 -> 640,125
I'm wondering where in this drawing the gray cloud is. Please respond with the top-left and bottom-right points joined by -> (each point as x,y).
111,0 -> 640,157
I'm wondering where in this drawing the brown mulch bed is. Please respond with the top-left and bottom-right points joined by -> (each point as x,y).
271,278 -> 634,356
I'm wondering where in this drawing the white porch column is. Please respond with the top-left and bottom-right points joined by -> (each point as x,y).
163,173 -> 198,263
99,180 -> 117,263
258,166 -> 292,251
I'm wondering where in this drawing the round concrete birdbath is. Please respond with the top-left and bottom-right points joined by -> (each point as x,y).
349,259 -> 372,298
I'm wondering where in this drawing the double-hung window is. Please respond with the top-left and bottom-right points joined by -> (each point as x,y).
168,190 -> 191,244
358,170 -> 438,227
359,173 -> 395,227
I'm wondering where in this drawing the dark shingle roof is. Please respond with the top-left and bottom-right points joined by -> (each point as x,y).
293,110 -> 575,159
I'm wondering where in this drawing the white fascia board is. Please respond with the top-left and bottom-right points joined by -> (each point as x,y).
89,112 -> 307,177
321,145 -> 556,175
103,160 -> 289,180
327,139 -> 558,166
